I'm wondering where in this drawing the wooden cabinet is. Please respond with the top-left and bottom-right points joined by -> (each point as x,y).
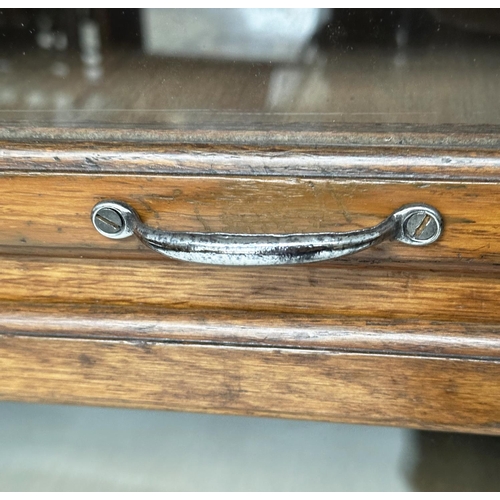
2,9 -> 500,434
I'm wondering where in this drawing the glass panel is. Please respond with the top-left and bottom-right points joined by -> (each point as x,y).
1,8 -> 500,127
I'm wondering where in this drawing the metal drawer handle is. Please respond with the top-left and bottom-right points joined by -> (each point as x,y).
91,201 -> 442,266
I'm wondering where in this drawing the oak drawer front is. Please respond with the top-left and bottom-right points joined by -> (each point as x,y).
0,171 -> 499,326
1,133 -> 500,434
0,173 -> 498,265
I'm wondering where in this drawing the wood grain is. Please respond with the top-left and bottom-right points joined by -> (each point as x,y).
1,174 -> 500,266
1,302 -> 500,359
3,28 -> 500,433
0,255 -> 499,323
1,133 -> 500,432
3,140 -> 500,180
1,335 -> 500,434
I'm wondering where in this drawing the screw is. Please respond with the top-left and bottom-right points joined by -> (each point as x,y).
93,207 -> 124,235
403,210 -> 440,243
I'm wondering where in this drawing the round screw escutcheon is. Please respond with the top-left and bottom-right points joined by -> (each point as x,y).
396,204 -> 442,246
91,202 -> 133,239
402,210 -> 441,244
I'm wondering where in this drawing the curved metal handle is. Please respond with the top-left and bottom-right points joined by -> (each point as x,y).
91,201 -> 442,266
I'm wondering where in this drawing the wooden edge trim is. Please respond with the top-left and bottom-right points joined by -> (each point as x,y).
1,302 -> 500,359
2,123 -> 500,148
1,335 -> 500,434
1,140 -> 500,181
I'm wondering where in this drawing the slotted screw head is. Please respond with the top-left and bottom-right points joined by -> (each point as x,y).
93,207 -> 124,235
91,201 -> 134,240
403,210 -> 440,243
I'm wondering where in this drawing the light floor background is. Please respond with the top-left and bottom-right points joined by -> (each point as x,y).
0,402 -> 499,491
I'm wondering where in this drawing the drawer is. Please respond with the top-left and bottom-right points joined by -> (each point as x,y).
1,127 -> 500,434
1,142 -> 500,325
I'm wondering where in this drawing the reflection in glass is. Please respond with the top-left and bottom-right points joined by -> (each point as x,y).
1,8 -> 500,126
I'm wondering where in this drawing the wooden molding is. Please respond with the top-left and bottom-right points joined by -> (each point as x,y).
1,335 -> 500,434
